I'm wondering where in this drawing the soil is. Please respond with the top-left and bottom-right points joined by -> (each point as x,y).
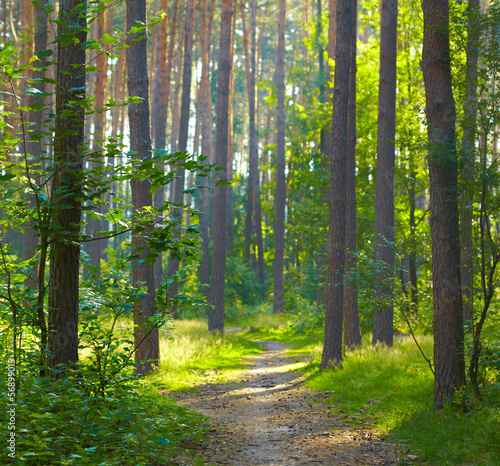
168,339 -> 418,465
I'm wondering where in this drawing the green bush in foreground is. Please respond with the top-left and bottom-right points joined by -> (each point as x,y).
0,373 -> 209,465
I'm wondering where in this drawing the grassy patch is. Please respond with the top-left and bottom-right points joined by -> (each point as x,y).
151,319 -> 262,391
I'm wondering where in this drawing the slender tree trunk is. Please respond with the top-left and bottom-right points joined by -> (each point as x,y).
343,0 -> 361,349
226,0 -> 238,252
422,0 -> 466,408
409,152 -> 419,312
24,3 -> 48,286
320,0 -> 353,368
153,0 -> 179,287
244,0 -> 258,263
199,0 -> 214,293
460,0 -> 479,327
127,0 -> 159,374
169,0 -> 195,319
169,25 -> 184,155
209,0 -> 233,333
317,0 -> 337,307
273,0 -> 286,314
86,4 -> 109,277
47,0 -> 86,375
372,0 -> 398,346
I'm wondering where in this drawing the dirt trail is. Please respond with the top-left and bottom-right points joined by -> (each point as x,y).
171,340 -> 409,465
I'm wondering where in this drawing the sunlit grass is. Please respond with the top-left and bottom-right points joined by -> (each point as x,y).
152,319 -> 262,391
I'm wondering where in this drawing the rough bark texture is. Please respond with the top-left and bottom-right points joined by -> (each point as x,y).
127,0 -> 159,374
168,0 -> 195,319
422,0 -> 466,408
320,0 -> 352,368
343,0 -> 361,350
273,0 -> 286,315
459,0 -> 479,327
372,0 -> 398,347
47,0 -> 86,374
209,0 -> 233,333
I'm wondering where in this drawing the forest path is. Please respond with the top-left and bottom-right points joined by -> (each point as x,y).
171,339 -> 408,465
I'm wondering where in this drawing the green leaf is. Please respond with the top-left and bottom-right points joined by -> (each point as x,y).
102,33 -> 118,44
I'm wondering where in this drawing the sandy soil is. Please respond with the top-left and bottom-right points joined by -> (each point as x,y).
168,340 -> 417,465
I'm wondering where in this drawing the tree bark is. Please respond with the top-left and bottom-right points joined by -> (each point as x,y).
343,0 -> 361,350
320,0 -> 353,368
244,0 -> 258,264
127,0 -> 159,374
47,0 -> 86,375
460,0 -> 479,328
86,4 -> 109,277
209,0 -> 233,333
153,0 -> 180,287
168,0 -> 195,319
199,0 -> 213,293
372,0 -> 398,347
422,0 -> 466,408
273,0 -> 286,314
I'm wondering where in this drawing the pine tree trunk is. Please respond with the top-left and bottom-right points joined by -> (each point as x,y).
127,0 -> 159,374
47,0 -> 86,375
244,0 -> 258,263
320,0 -> 353,368
422,0 -> 466,408
86,4 -> 109,277
209,0 -> 233,333
199,0 -> 214,293
343,0 -> 361,350
169,0 -> 195,319
226,0 -> 238,252
460,0 -> 479,327
372,0 -> 398,347
24,2 -> 48,287
273,0 -> 286,314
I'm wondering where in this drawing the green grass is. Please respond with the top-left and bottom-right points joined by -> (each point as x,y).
151,318 -> 262,391
233,312 -> 500,465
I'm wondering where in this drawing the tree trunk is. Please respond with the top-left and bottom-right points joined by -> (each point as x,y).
422,0 -> 466,408
226,0 -> 238,252
460,0 -> 479,327
24,2 -> 48,286
244,0 -> 258,264
86,4 -> 109,277
47,0 -> 86,375
343,0 -> 361,350
209,0 -> 233,333
372,0 -> 398,347
127,0 -> 159,374
153,0 -> 179,287
169,0 -> 195,319
320,0 -> 353,368
273,0 -> 286,314
199,0 -> 214,293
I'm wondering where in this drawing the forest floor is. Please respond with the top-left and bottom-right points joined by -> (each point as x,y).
166,337 -> 419,465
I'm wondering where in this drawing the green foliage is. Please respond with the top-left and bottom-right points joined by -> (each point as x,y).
0,370 -> 209,465
224,256 -> 265,308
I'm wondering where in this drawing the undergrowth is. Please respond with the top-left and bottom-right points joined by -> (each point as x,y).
0,370 -> 209,465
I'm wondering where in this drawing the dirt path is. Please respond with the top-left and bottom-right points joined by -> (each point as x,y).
170,340 -> 410,465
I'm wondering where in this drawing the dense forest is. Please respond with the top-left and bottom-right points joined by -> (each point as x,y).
1,0 -> 500,463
